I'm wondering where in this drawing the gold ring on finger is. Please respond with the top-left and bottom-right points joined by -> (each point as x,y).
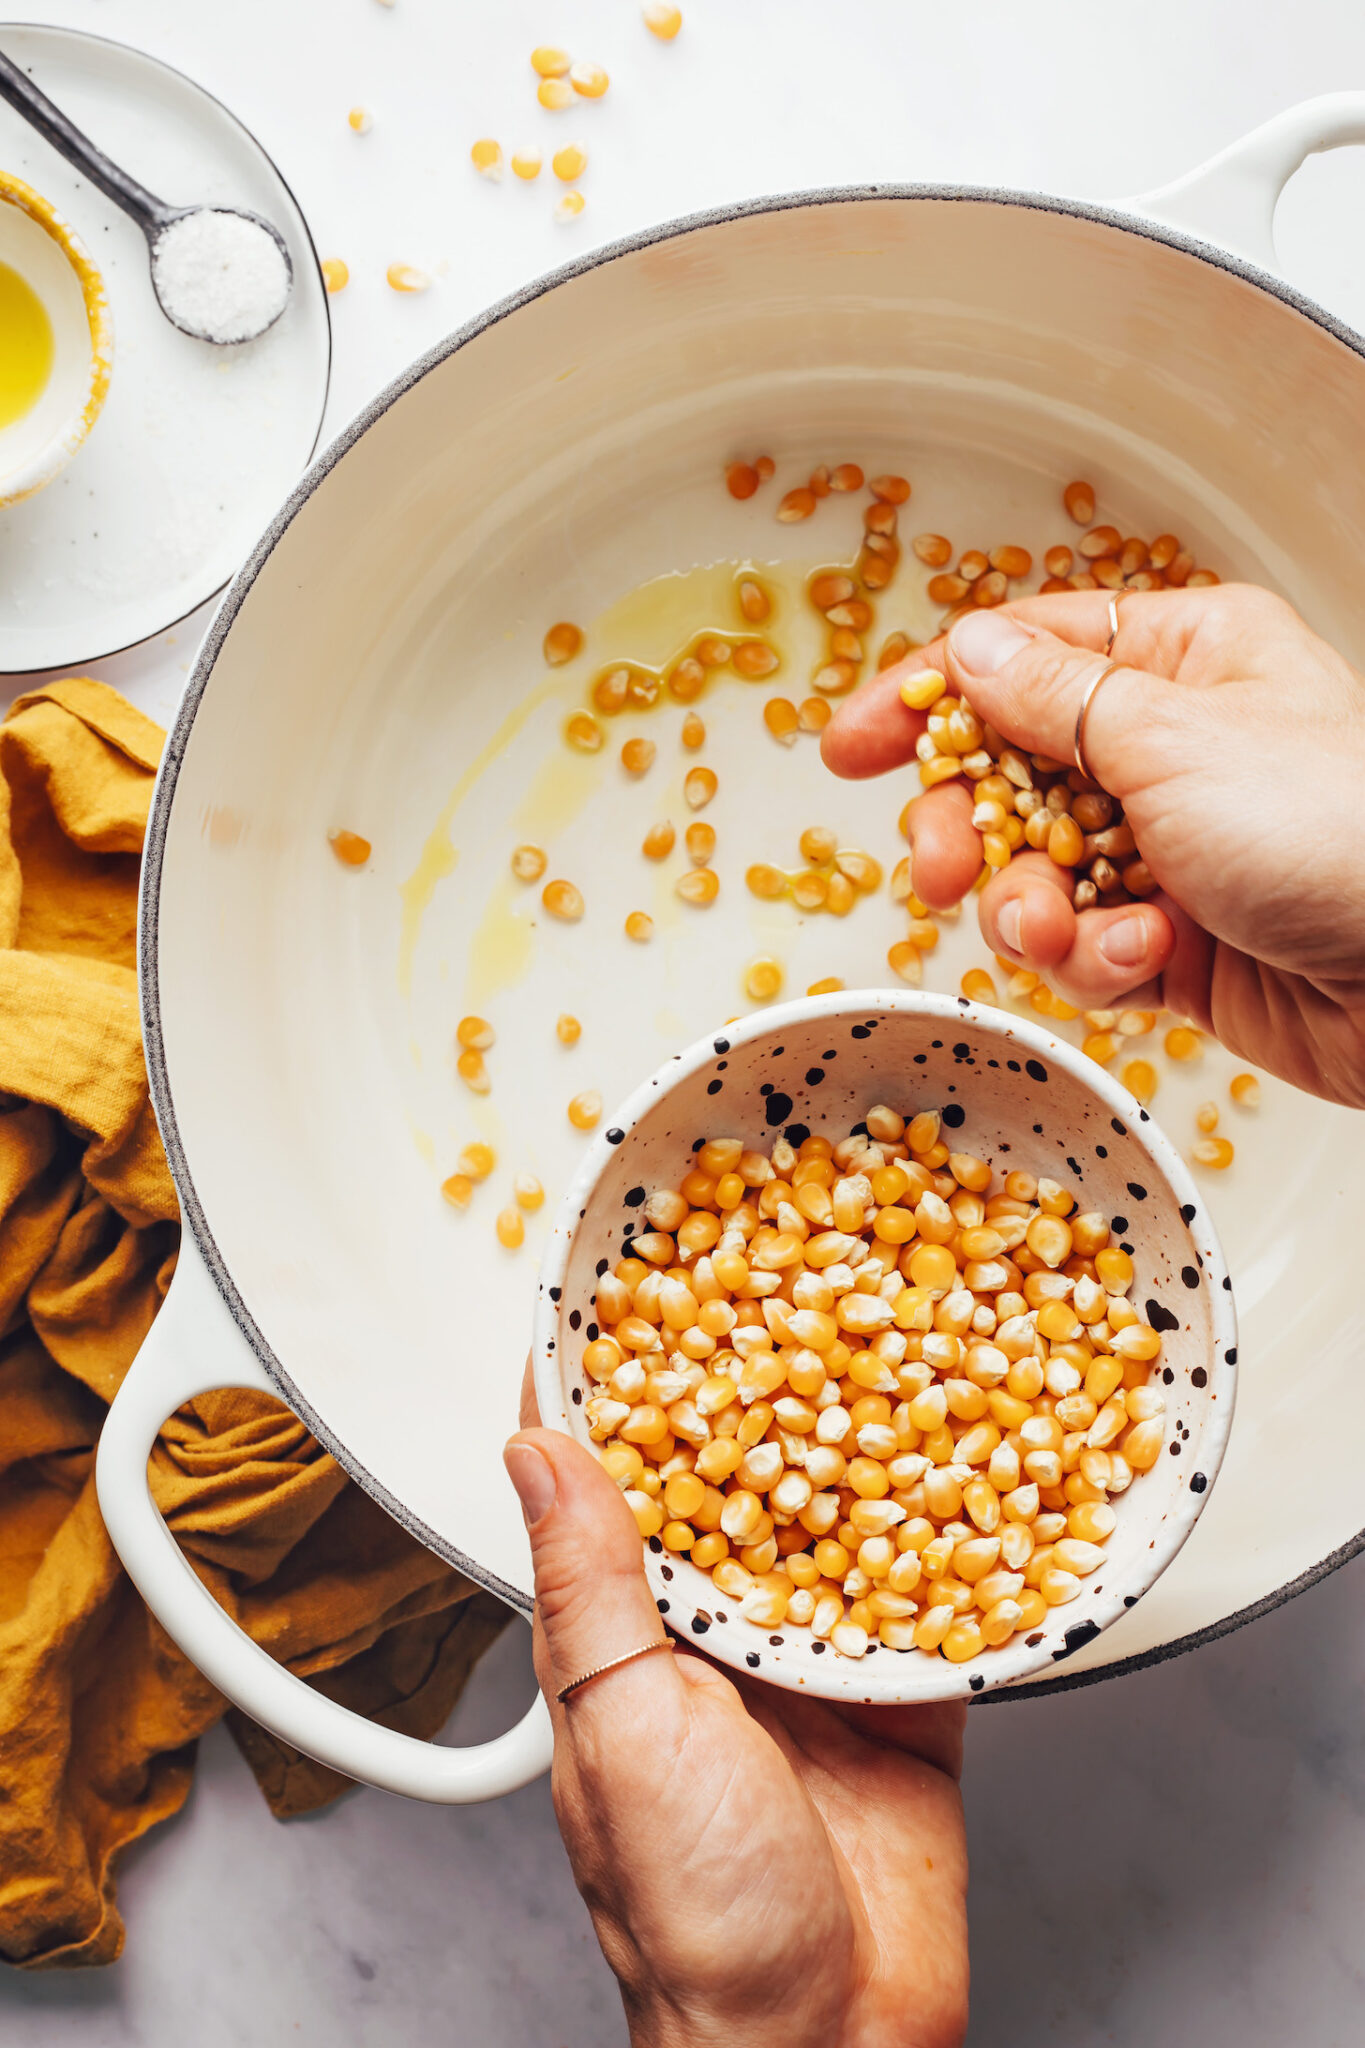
1073,659 -> 1123,782
1103,589 -> 1133,658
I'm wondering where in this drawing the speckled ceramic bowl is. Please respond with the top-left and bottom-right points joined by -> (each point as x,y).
534,989 -> 1237,1703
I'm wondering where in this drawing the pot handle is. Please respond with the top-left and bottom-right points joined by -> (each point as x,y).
95,1232 -> 553,1803
1122,91 -> 1365,274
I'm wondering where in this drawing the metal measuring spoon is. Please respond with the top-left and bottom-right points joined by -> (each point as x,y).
0,48 -> 292,344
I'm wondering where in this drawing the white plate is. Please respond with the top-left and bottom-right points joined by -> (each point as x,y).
0,22 -> 329,673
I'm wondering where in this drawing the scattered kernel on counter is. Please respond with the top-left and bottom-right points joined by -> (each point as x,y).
643,3 -> 683,37
621,737 -> 656,776
348,107 -> 372,134
456,1016 -> 494,1051
1229,1073 -> 1261,1108
960,969 -> 997,1003
681,712 -> 706,749
553,144 -> 588,181
584,1114 -> 1168,1660
1195,1103 -> 1219,1134
726,462 -> 759,500
538,78 -> 574,111
496,1205 -> 525,1249
386,263 -> 430,293
1164,1027 -> 1202,1061
470,138 -> 503,180
570,60 -> 610,97
568,1090 -> 602,1130
778,487 -> 816,523
566,710 -> 603,753
625,911 -> 654,942
515,1173 -> 545,1210
458,1142 -> 496,1180
556,1013 -> 582,1045
543,620 -> 583,665
328,829 -> 371,866
531,45 -> 571,76
542,880 -> 585,922
799,697 -> 831,732
642,821 -> 676,860
764,698 -> 799,745
511,843 -> 547,882
744,956 -> 783,1001
456,1049 -> 490,1095
1193,1137 -> 1234,1168
321,258 -> 350,293
555,191 -> 587,221
511,148 -> 543,180
887,940 -> 923,984
441,1174 -> 472,1210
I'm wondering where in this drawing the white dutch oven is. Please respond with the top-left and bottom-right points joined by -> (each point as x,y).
96,97 -> 1365,1801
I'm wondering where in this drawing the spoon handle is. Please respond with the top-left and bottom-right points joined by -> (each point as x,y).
0,47 -> 171,235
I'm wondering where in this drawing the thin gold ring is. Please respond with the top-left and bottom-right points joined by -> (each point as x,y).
556,1638 -> 672,1703
1073,659 -> 1123,781
1102,589 -> 1131,657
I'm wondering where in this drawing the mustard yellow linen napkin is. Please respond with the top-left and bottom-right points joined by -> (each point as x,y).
0,679 -> 506,1970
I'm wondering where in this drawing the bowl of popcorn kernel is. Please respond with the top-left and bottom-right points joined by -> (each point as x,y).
534,989 -> 1236,1702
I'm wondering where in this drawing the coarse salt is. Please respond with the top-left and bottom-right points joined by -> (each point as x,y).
152,209 -> 291,344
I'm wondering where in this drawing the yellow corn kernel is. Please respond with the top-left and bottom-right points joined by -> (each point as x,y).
887,941 -> 922,985
960,968 -> 997,1003
441,1173 -> 473,1210
745,957 -> 783,1002
1083,1032 -> 1117,1066
511,843 -> 547,882
1196,1101 -> 1219,1134
458,1142 -> 496,1182
570,60 -> 610,96
642,821 -> 676,861
1192,1136 -> 1234,1169
553,143 -> 588,182
542,879 -> 585,921
796,825 -> 835,866
676,867 -> 720,906
511,147 -> 543,181
764,697 -> 800,744
644,3 -> 683,37
556,1013 -> 581,1046
684,766 -> 718,810
513,1173 -> 544,1211
899,668 -> 948,711
470,138 -> 503,179
1117,1009 -> 1156,1036
1229,1072 -> 1261,1108
1164,1026 -> 1202,1061
1121,1059 -> 1158,1103
543,621 -> 582,666
745,861 -> 787,901
568,1090 -> 602,1131
677,711 -> 706,751
456,1015 -> 494,1051
386,263 -> 431,293
920,755 -> 964,788
565,711 -> 604,754
554,190 -> 586,222
348,106 -> 373,134
538,77 -> 574,110
621,736 -> 656,777
808,976 -> 844,995
321,257 -> 350,293
496,1206 -> 524,1249
328,829 -> 371,866
625,911 -> 654,943
531,45 -> 571,76
682,823 -> 715,868
456,1048 -> 490,1095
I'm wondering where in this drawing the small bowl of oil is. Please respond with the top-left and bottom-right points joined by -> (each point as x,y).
0,171 -> 113,507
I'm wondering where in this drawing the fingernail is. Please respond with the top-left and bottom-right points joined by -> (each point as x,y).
998,899 -> 1023,955
504,1442 -> 557,1527
949,611 -> 1033,679
1098,914 -> 1149,969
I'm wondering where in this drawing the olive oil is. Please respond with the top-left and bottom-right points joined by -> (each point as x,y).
0,262 -> 53,430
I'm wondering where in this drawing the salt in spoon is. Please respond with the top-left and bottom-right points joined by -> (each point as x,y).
0,47 -> 292,344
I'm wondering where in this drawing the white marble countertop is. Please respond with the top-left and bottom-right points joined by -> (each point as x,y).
2,0 -> 1364,2039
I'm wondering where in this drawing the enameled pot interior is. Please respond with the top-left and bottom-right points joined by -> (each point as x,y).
148,193 -> 1365,1671
535,993 -> 1234,1702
